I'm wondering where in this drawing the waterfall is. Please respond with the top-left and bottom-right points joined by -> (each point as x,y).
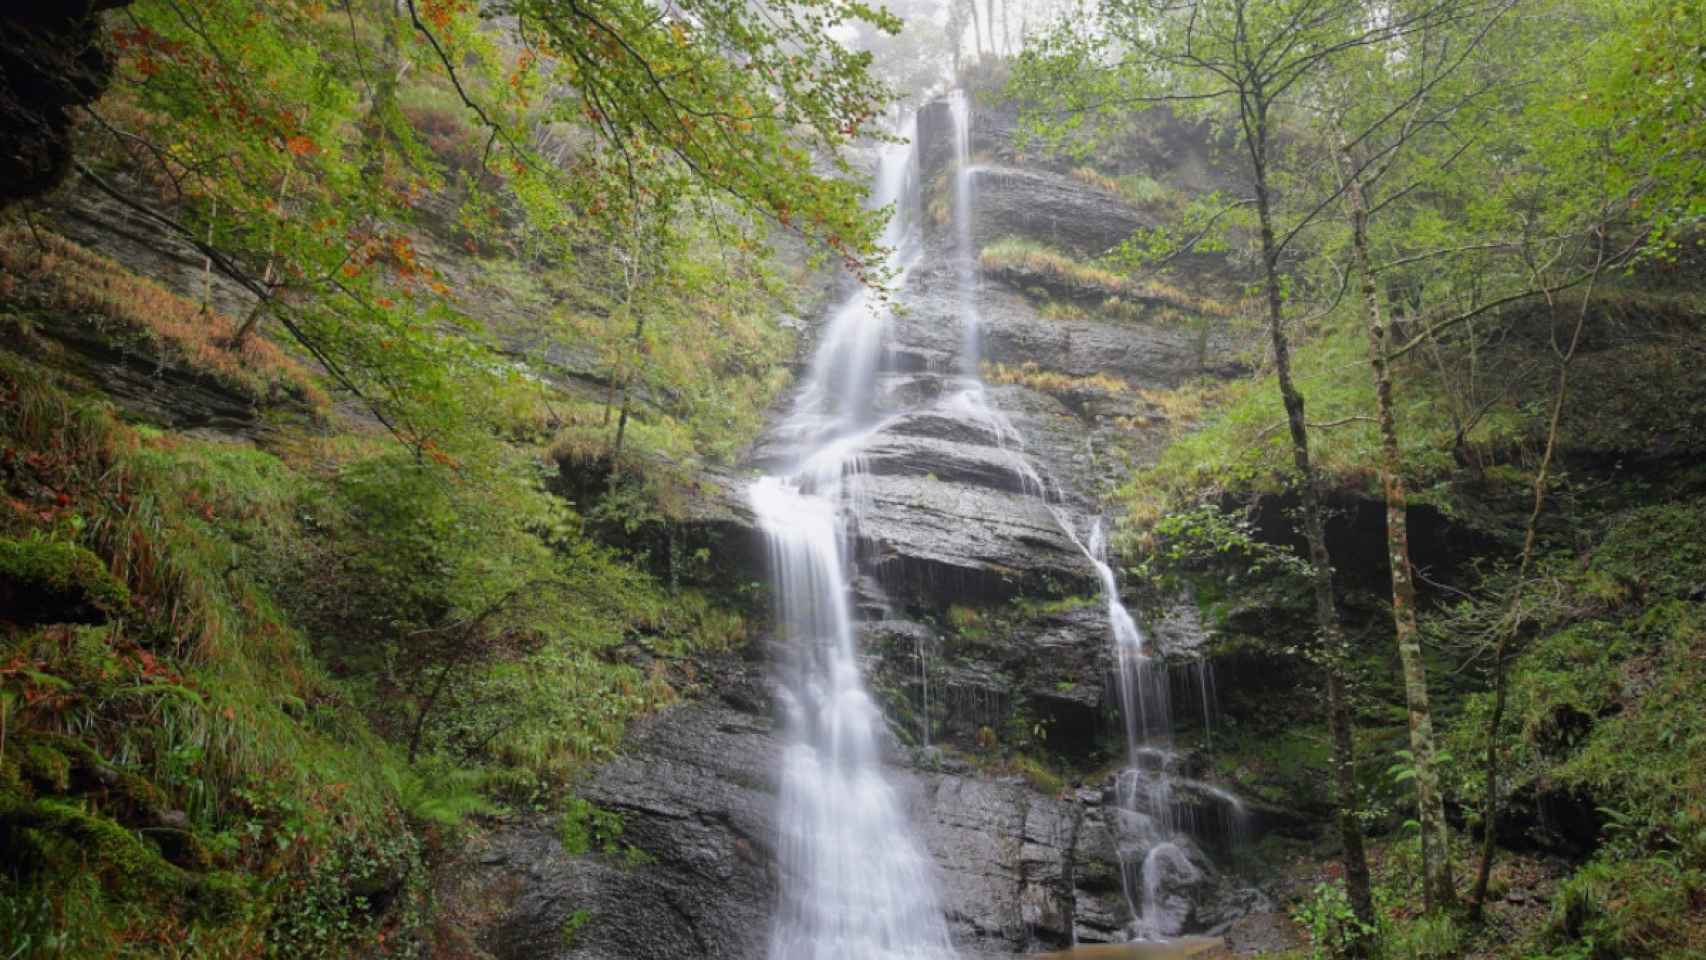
753,114 -> 956,960
940,92 -> 1246,944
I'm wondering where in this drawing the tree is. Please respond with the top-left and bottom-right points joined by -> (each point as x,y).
65,0 -> 896,467
1307,5 -> 1522,910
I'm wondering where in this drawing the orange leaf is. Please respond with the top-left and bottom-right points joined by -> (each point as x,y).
284,135 -> 318,157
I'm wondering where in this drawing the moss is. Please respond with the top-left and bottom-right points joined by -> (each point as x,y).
1118,291 -> 1706,541
0,533 -> 130,616
191,870 -> 250,924
980,236 -> 1236,319
19,743 -> 71,792
1008,754 -> 1067,795
0,795 -> 189,893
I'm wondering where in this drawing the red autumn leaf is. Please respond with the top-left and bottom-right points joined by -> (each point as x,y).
284,135 -> 318,157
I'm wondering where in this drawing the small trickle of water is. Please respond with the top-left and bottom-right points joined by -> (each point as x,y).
949,90 -> 981,377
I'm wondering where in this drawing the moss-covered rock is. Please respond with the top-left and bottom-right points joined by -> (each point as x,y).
0,534 -> 129,625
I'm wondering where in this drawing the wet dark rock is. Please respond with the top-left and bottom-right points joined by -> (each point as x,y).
859,427 -> 1032,493
467,682 -> 1272,959
478,92 -> 1295,960
1,3 -> 133,207
967,166 -> 1152,259
480,702 -> 779,960
976,285 -> 1244,388
856,472 -> 1094,604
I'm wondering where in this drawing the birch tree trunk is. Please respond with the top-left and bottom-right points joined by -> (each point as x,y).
1341,146 -> 1455,912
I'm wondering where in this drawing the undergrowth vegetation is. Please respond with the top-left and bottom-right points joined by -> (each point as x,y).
0,330 -> 750,953
1116,291 -> 1706,534
0,227 -> 326,409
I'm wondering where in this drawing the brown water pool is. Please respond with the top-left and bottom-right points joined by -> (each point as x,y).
1029,936 -> 1228,959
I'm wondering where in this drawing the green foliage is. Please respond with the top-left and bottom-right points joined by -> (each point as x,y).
382,761 -> 495,829
1292,881 -> 1376,960
1007,754 -> 1066,795
1422,497 -> 1706,957
1383,909 -> 1463,960
0,359 -> 428,955
1134,504 -> 1307,587
1446,506 -> 1706,834
0,354 -> 728,953
557,798 -> 652,866
1569,0 -> 1706,257
561,907 -> 594,947
1544,858 -> 1706,960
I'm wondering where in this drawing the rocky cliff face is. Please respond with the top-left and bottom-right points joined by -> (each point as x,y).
455,95 -> 1298,960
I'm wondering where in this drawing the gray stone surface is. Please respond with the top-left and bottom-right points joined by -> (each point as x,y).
472,696 -> 1269,960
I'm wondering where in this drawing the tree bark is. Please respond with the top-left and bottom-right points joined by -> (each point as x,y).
607,260 -> 645,495
1251,115 -> 1376,938
1341,147 -> 1455,911
231,169 -> 291,348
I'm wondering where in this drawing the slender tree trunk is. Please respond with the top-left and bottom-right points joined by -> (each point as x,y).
1342,149 -> 1455,911
1252,134 -> 1376,938
1469,237 -> 1604,920
606,239 -> 645,484
969,0 -> 985,59
602,362 -> 619,426
608,297 -> 645,496
232,170 -> 291,348
200,199 -> 216,315
609,379 -> 632,495
231,258 -> 276,347
409,652 -> 458,762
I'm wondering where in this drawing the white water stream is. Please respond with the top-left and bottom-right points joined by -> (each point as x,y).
753,114 -> 956,960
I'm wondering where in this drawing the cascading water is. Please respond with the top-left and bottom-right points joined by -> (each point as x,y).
753,114 -> 956,960
939,92 -> 1245,944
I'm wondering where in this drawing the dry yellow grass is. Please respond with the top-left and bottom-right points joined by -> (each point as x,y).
979,237 -> 1237,319
984,360 -> 1130,396
1136,382 -> 1222,426
1069,165 -> 1127,196
0,225 -> 327,408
